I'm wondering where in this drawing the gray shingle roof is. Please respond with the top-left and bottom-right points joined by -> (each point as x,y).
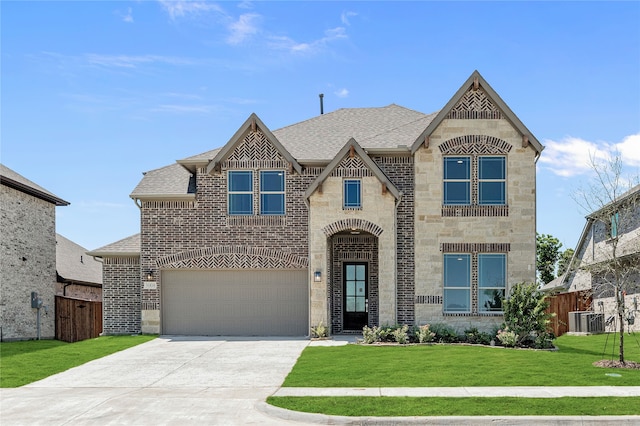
1,163 -> 69,206
56,234 -> 102,285
273,104 -> 436,160
131,105 -> 436,198
87,233 -> 140,257
130,163 -> 195,199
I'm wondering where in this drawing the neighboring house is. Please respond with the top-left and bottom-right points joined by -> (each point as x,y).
0,164 -> 69,341
56,233 -> 102,301
544,185 -> 640,332
90,70 -> 543,336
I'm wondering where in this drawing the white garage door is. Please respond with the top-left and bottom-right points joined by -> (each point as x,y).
161,269 -> 308,336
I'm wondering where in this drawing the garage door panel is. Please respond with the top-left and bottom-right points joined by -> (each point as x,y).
162,269 -> 308,336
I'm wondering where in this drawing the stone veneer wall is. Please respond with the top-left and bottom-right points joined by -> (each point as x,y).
102,257 -> 140,334
0,185 -> 57,340
330,234 -> 379,332
414,117 -> 537,333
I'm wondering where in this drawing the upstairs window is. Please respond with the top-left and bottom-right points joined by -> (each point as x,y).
343,179 -> 362,209
478,157 -> 506,205
478,254 -> 506,312
260,171 -> 285,215
228,171 -> 253,215
443,157 -> 471,205
443,254 -> 471,313
610,212 -> 619,238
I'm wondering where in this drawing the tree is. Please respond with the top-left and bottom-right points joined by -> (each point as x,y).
572,153 -> 640,363
557,248 -> 574,277
536,233 -> 563,284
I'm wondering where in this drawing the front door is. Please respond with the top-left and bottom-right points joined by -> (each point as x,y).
343,263 -> 368,330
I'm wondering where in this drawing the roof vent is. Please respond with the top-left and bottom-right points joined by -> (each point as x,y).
319,93 -> 324,115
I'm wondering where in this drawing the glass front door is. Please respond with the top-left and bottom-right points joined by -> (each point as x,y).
343,263 -> 368,330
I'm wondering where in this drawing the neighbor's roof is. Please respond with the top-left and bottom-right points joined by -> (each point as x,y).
87,233 -> 141,257
0,164 -> 69,206
56,234 -> 102,285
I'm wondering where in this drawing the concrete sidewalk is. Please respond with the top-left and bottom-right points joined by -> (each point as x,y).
273,385 -> 640,397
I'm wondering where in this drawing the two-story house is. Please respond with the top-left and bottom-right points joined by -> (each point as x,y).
547,184 -> 640,333
89,71 -> 543,336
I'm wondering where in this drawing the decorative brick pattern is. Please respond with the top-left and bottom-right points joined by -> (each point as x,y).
441,205 -> 509,217
415,295 -> 442,305
222,130 -> 288,169
331,156 -> 374,177
440,242 -> 511,253
142,201 -> 196,209
330,234 -> 378,332
446,87 -> 502,119
439,135 -> 512,155
157,245 -> 308,269
322,218 -> 384,237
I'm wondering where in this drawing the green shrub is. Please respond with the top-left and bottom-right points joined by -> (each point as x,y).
310,321 -> 329,338
430,323 -> 459,343
416,324 -> 436,343
502,282 -> 555,348
463,327 -> 492,345
392,325 -> 410,344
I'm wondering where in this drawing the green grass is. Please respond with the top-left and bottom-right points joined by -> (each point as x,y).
0,335 -> 156,387
267,396 -> 640,416
283,333 -> 640,387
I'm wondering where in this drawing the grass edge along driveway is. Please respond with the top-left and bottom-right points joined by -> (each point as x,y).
269,333 -> 640,417
0,335 -> 156,387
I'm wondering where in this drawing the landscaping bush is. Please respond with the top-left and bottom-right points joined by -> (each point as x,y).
392,325 -> 410,344
429,323 -> 459,343
416,324 -> 436,343
463,327 -> 492,345
502,282 -> 555,348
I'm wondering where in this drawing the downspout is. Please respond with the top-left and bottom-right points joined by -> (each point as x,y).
304,195 -> 312,338
394,191 -> 403,324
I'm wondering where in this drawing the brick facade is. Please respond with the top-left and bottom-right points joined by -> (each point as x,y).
102,257 -> 140,334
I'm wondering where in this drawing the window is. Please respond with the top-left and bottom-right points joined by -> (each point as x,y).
228,171 -> 253,215
478,157 -> 506,205
260,171 -> 285,215
343,179 -> 362,209
478,254 -> 506,312
443,157 -> 470,205
610,212 -> 619,238
443,254 -> 471,313
443,156 -> 506,206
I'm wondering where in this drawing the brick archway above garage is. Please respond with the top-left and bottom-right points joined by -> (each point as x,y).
156,246 -> 308,269
322,218 -> 384,237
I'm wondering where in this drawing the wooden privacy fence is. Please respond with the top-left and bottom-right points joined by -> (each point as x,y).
545,291 -> 591,337
55,296 -> 102,343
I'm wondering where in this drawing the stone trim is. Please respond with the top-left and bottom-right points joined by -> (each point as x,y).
441,205 -> 509,217
439,135 -> 512,155
322,218 -> 384,237
445,87 -> 503,120
156,245 -> 308,269
440,242 -> 511,253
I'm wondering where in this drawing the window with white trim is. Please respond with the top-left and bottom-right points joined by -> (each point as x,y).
228,171 -> 253,215
343,179 -> 362,209
260,171 -> 285,215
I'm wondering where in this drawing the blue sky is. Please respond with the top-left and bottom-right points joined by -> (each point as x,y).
2,1 -> 639,255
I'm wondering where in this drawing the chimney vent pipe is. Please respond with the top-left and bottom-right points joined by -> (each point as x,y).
319,93 -> 324,115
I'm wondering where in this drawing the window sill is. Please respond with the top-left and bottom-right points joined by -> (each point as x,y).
442,205 -> 508,217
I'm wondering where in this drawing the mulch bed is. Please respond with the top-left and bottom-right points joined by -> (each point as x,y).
593,359 -> 640,369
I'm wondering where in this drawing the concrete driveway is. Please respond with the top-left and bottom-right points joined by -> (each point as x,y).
0,336 -> 310,425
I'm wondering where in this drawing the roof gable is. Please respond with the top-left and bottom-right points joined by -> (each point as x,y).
304,138 -> 401,200
410,70 -> 543,155
86,233 -> 141,257
206,113 -> 301,175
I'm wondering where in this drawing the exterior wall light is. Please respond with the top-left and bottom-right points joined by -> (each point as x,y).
314,270 -> 322,282
146,270 -> 154,281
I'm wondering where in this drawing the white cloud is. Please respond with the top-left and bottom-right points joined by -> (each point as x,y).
341,11 -> 357,26
158,0 -> 223,20
123,7 -> 134,23
227,13 -> 260,45
86,54 -> 194,69
539,133 -> 640,177
335,88 -> 349,98
268,26 -> 347,54
151,104 -> 213,114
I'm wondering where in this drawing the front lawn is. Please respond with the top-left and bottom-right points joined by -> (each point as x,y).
283,333 -> 640,387
0,335 -> 156,387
